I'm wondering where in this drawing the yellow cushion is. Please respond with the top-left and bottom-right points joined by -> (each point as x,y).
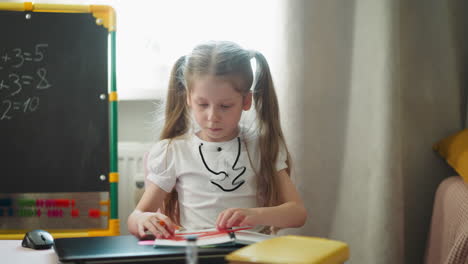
433,129 -> 468,183
225,235 -> 349,264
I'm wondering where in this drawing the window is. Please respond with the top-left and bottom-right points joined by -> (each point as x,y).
116,0 -> 281,100
8,0 -> 282,100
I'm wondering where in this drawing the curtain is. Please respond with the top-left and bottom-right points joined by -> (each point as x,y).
448,1 -> 468,129
275,0 -> 464,263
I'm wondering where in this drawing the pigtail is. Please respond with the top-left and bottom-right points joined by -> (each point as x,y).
159,56 -> 188,225
252,51 -> 292,209
160,56 -> 189,140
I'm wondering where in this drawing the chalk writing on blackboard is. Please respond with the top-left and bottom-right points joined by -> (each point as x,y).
0,44 -> 51,121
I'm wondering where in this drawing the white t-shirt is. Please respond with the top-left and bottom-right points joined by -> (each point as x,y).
146,128 -> 288,230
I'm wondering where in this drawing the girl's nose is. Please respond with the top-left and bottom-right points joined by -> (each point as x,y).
207,107 -> 221,122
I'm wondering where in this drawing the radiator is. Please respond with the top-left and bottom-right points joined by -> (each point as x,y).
118,142 -> 153,235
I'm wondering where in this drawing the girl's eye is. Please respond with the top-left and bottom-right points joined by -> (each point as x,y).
221,105 -> 232,109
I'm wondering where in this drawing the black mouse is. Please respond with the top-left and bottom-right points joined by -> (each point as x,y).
22,229 -> 54,250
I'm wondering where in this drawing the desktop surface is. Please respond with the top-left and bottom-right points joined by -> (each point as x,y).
1,236 -> 243,264
1,239 -> 58,264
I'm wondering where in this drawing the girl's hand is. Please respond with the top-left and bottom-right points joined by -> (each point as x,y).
135,211 -> 175,239
216,208 -> 260,230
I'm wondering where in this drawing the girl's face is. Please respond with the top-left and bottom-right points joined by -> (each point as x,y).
187,76 -> 252,142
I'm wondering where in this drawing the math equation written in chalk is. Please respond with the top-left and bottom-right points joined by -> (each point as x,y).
0,43 -> 52,121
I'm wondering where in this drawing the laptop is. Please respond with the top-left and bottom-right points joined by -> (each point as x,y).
53,235 -> 244,264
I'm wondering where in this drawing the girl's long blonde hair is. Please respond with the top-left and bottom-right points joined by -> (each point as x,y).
159,41 -> 291,230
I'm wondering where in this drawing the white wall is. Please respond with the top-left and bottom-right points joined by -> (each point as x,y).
118,100 -> 160,143
117,100 -> 160,234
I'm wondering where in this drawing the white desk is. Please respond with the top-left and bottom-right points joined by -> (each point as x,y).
1,240 -> 58,264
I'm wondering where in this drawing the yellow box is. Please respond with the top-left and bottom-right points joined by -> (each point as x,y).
225,235 -> 350,264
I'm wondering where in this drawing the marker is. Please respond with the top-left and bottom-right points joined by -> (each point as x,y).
158,220 -> 182,230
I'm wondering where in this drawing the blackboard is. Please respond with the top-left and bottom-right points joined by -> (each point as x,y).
0,11 -> 110,193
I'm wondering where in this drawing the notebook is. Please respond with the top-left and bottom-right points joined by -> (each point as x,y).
147,227 -> 273,247
53,235 -> 244,264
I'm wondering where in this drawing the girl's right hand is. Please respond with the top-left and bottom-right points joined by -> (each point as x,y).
135,211 -> 175,239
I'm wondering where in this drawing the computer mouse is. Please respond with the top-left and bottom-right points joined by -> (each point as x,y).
22,229 -> 54,250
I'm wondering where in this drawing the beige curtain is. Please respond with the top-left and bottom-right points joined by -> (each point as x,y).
275,0 -> 464,263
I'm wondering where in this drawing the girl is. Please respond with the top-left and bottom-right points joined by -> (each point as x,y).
127,41 -> 307,239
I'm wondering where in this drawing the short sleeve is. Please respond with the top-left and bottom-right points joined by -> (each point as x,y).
275,143 -> 289,172
145,139 -> 177,193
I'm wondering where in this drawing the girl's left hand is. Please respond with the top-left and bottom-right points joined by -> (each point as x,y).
216,208 -> 260,230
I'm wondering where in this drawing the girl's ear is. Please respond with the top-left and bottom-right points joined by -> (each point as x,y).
242,91 -> 253,111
